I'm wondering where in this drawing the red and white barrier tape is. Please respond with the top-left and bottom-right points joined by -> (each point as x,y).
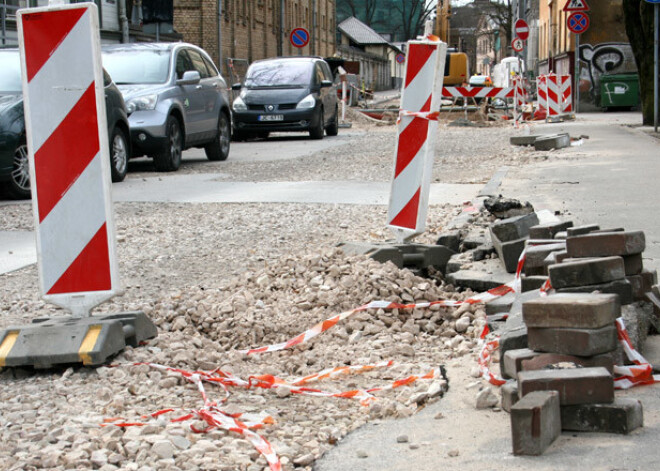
239,283 -> 516,355
104,360 -> 441,469
397,110 -> 440,124
614,318 -> 660,389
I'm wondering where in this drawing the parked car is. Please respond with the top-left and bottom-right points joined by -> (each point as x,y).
469,74 -> 493,87
231,57 -> 339,140
0,49 -> 130,200
102,43 -> 231,171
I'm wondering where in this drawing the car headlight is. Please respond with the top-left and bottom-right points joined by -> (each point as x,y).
125,94 -> 158,114
296,94 -> 316,110
233,96 -> 247,112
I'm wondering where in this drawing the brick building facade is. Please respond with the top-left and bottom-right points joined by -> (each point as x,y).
174,0 -> 337,77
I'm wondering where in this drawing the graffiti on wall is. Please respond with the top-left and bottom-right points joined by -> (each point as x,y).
578,42 -> 637,105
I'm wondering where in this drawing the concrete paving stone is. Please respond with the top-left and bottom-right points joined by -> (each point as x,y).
491,233 -> 526,273
621,302 -> 655,352
556,278 -> 634,305
511,391 -> 561,455
485,291 -> 516,315
591,228 -> 625,234
518,367 -> 614,406
642,269 -> 657,292
490,213 -> 540,243
527,324 -> 618,357
548,256 -> 625,290
623,253 -> 644,276
502,348 -> 540,380
499,325 -> 528,360
554,231 -> 568,239
510,135 -> 542,146
501,380 -> 519,412
566,231 -> 646,258
534,133 -> 571,151
529,221 -> 574,240
445,254 -> 463,274
524,243 -> 567,270
560,398 -> 643,434
521,276 -> 549,292
521,352 -> 615,375
522,293 -> 620,329
446,269 -> 511,293
628,275 -> 646,301
435,231 -> 462,252
567,224 -> 601,237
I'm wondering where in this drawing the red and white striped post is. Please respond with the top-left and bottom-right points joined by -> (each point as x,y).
513,75 -> 526,128
545,73 -> 562,120
387,36 -> 446,242
18,3 -> 118,317
560,74 -> 573,113
537,75 -> 548,115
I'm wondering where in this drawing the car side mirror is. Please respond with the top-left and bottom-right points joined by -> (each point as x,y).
177,70 -> 201,86
320,80 -> 333,88
231,82 -> 242,91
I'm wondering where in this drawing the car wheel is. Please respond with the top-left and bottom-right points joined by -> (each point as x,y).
205,111 -> 231,161
325,106 -> 339,136
154,115 -> 182,172
110,126 -> 129,182
7,140 -> 31,199
309,107 -> 324,140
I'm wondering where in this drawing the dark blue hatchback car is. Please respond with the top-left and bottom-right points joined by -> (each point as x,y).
231,57 -> 339,141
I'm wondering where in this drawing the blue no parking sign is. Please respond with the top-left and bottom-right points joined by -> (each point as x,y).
567,11 -> 589,34
290,27 -> 310,48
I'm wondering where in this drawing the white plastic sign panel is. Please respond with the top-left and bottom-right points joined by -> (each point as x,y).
18,3 -> 119,316
387,38 -> 447,242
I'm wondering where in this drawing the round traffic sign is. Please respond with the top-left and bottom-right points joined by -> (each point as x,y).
511,37 -> 524,53
395,53 -> 405,64
514,19 -> 529,41
290,27 -> 310,48
567,12 -> 590,34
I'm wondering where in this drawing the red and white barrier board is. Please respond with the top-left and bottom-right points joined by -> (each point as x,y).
560,74 -> 573,113
18,3 -> 118,316
387,37 -> 446,241
442,86 -> 514,100
537,75 -> 548,113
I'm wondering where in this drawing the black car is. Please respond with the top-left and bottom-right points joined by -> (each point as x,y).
0,49 -> 131,199
231,57 -> 339,140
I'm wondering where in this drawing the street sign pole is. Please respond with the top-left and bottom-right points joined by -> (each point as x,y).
575,32 -> 580,114
654,3 -> 658,132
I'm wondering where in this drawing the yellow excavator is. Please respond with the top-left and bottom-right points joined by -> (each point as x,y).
435,0 -> 469,86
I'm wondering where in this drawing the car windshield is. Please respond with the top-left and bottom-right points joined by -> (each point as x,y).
102,49 -> 171,85
0,51 -> 22,93
244,60 -> 312,89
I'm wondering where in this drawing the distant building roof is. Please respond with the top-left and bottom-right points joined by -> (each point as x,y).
338,17 -> 389,45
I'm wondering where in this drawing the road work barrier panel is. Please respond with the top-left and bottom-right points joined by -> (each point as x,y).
560,74 -> 573,113
0,3 -> 156,369
387,35 -> 447,242
441,86 -> 515,100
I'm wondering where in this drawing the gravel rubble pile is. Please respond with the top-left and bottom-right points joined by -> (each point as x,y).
0,116 -> 543,470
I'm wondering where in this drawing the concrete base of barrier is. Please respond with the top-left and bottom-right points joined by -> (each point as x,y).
338,241 -> 455,273
0,312 -> 157,369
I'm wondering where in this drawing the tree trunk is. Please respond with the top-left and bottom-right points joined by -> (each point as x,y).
623,0 -> 655,125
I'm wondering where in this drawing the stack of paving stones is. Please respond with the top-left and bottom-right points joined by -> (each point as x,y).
501,293 -> 644,455
519,223 -> 657,306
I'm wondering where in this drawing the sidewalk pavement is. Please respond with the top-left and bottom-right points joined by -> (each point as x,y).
314,111 -> 660,471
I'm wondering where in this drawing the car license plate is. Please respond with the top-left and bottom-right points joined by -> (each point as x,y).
258,114 -> 284,121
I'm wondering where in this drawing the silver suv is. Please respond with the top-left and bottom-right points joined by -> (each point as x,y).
102,43 -> 231,171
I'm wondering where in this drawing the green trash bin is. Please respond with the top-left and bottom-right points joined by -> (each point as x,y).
600,74 -> 639,109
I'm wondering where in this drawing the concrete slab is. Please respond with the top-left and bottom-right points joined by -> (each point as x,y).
111,176 -> 480,206
0,231 -> 36,275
